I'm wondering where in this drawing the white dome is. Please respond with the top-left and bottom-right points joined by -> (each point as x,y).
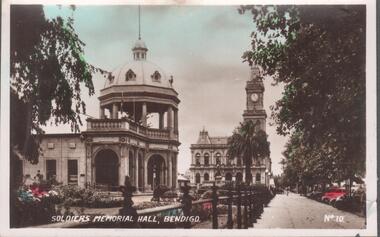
105,60 -> 172,89
133,39 -> 147,49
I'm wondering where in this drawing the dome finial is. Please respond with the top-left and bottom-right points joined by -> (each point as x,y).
132,6 -> 148,61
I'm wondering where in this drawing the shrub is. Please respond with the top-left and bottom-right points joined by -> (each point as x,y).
162,190 -> 178,199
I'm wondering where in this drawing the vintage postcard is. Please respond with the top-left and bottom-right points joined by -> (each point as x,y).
0,0 -> 377,236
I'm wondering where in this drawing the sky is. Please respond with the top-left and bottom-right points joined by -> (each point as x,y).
43,5 -> 288,175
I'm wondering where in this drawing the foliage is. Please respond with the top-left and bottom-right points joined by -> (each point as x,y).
10,5 -> 106,164
227,120 -> 270,184
239,5 -> 366,181
134,201 -> 174,210
51,185 -> 123,208
12,186 -> 60,227
162,190 -> 178,199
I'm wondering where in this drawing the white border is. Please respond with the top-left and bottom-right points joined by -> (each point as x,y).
0,0 -> 377,236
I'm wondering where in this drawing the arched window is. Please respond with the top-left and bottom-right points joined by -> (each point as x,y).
225,173 -> 232,181
151,71 -> 161,82
236,172 -> 243,182
195,153 -> 201,165
204,153 -> 210,166
237,158 -> 242,166
204,173 -> 209,181
126,69 -> 136,81
215,171 -> 221,178
108,73 -> 114,83
215,153 -> 221,165
256,173 -> 261,183
195,173 -> 201,184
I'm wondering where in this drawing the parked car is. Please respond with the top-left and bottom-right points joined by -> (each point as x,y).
321,188 -> 347,204
307,190 -> 324,201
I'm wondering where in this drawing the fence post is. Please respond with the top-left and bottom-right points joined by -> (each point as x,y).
119,176 -> 138,227
181,182 -> 192,229
243,185 -> 248,229
227,184 -> 233,229
212,182 -> 218,229
237,184 -> 242,229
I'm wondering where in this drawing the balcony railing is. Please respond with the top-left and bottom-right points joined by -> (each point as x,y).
86,119 -> 175,141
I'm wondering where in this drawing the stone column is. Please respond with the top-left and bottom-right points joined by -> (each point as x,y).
168,154 -> 172,188
167,106 -> 173,129
174,109 -> 178,132
159,111 -> 165,129
125,147 -> 129,177
99,106 -> 105,119
144,158 -> 149,191
112,103 -> 118,119
172,154 -> 177,188
85,144 -> 92,187
142,102 -> 147,126
135,150 -> 139,191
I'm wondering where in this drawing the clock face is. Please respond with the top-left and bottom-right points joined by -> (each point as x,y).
251,93 -> 259,102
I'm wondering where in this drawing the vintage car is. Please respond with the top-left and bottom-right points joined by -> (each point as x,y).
321,188 -> 347,204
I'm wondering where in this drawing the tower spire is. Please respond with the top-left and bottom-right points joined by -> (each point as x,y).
138,5 -> 141,40
132,5 -> 148,61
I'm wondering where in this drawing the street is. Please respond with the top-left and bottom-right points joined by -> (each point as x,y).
254,192 -> 365,229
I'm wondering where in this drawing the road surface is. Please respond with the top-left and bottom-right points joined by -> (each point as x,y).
254,192 -> 365,229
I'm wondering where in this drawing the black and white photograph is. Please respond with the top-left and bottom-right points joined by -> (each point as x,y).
0,0 -> 377,236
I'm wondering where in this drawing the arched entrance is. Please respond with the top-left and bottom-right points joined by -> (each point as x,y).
95,149 -> 119,187
147,154 -> 166,190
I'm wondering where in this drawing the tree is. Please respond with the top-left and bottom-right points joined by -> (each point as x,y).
10,5 -> 106,186
239,5 -> 366,181
10,5 -> 106,164
227,120 -> 270,185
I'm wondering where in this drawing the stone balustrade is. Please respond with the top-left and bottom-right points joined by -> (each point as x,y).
86,119 -> 173,141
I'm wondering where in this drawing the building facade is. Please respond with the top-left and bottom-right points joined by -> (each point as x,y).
189,66 -> 272,186
23,38 -> 180,192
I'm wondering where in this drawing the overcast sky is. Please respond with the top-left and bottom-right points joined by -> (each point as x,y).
43,5 -> 288,175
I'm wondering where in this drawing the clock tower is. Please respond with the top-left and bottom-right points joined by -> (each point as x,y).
242,65 -> 267,132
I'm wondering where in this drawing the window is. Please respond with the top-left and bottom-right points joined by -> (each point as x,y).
68,160 -> 78,185
108,73 -> 114,83
69,143 -> 76,149
151,71 -> 161,82
236,172 -> 243,182
225,173 -> 232,181
237,158 -> 242,166
215,153 -> 221,165
195,153 -> 201,165
204,153 -> 209,166
204,173 -> 209,181
46,160 -> 56,181
126,69 -> 136,81
47,143 -> 54,149
195,173 -> 201,184
256,173 -> 261,183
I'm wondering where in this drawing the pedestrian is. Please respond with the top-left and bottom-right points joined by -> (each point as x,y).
34,170 -> 43,183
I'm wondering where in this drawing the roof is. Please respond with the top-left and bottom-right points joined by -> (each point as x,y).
194,129 -> 228,145
105,60 -> 172,89
209,136 -> 228,144
177,174 -> 190,181
104,39 -> 173,90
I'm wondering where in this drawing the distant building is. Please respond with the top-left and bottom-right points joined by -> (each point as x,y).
189,66 -> 272,186
22,37 -> 180,192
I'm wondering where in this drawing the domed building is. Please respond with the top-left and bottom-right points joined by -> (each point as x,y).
22,38 -> 180,192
